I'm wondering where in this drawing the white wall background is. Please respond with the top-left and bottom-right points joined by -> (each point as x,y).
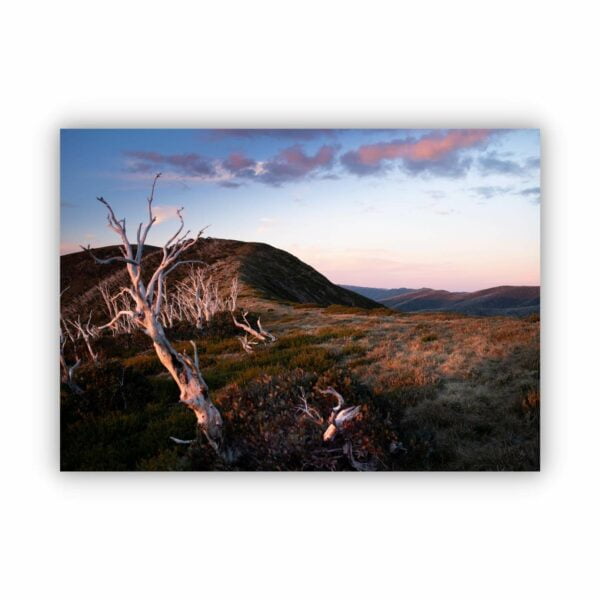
1,1 -> 597,598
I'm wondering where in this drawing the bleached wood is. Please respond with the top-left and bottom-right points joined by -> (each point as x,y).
295,387 -> 324,425
169,437 -> 194,445
238,334 -> 258,354
231,310 -> 276,349
83,173 -> 223,450
69,313 -> 99,363
318,387 -> 361,442
60,313 -> 83,394
257,317 -> 277,342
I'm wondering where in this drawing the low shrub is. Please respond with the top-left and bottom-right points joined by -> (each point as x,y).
185,368 -> 400,471
517,385 -> 540,422
62,359 -> 154,418
341,342 -> 367,356
203,344 -> 337,390
60,362 -> 196,471
421,333 -> 438,343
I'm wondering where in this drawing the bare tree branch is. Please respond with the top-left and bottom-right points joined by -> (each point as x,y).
97,310 -> 137,330
295,387 -> 324,425
135,173 -> 160,263
80,244 -> 140,266
81,174 -> 223,452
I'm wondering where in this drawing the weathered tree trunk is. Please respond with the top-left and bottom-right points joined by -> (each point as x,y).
83,173 -> 224,452
144,314 -> 222,449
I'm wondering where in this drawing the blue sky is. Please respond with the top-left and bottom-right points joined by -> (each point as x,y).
60,128 -> 540,291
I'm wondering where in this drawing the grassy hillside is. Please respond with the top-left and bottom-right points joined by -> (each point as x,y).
61,239 -> 379,320
61,292 -> 540,471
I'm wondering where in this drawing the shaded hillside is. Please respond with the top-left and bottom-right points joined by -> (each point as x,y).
341,284 -> 416,301
235,241 -> 378,307
60,244 -> 161,302
60,238 -> 379,316
379,285 -> 540,316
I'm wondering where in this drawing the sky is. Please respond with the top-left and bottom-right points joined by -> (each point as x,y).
60,128 -> 540,292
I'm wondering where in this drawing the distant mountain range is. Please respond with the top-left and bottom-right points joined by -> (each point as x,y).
342,285 -> 540,316
340,285 -> 415,301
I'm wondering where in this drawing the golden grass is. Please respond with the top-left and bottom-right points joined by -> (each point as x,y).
73,295 -> 540,470
260,304 -> 539,470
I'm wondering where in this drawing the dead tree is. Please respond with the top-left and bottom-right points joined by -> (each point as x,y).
68,312 -> 99,363
232,309 -> 277,353
195,270 -> 224,324
228,276 -> 239,312
82,173 -> 223,451
98,282 -> 135,334
59,316 -> 83,394
98,282 -> 116,328
173,267 -> 225,330
226,275 -> 277,353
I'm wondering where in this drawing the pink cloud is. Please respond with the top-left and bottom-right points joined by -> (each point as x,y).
359,130 -> 490,164
259,145 -> 335,185
224,152 -> 256,171
342,129 -> 494,176
278,145 -> 335,169
123,144 -> 336,187
223,144 -> 336,186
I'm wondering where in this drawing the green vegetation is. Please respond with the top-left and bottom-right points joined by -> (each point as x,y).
61,362 -> 196,470
61,302 -> 539,471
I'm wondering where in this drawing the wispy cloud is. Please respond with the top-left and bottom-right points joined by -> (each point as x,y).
469,184 -> 540,205
520,186 -> 540,196
519,186 -> 541,204
122,130 -> 534,190
256,145 -> 336,185
125,151 -> 217,177
219,181 -> 244,189
478,152 -> 540,176
223,145 -> 337,185
469,185 -> 513,199
340,129 -> 494,177
123,144 -> 337,188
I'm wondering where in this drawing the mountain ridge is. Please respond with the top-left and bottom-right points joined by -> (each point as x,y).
340,285 -> 417,301
342,284 -> 540,316
60,238 -> 380,317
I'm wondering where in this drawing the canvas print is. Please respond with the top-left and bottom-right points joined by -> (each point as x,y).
60,129 -> 540,471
